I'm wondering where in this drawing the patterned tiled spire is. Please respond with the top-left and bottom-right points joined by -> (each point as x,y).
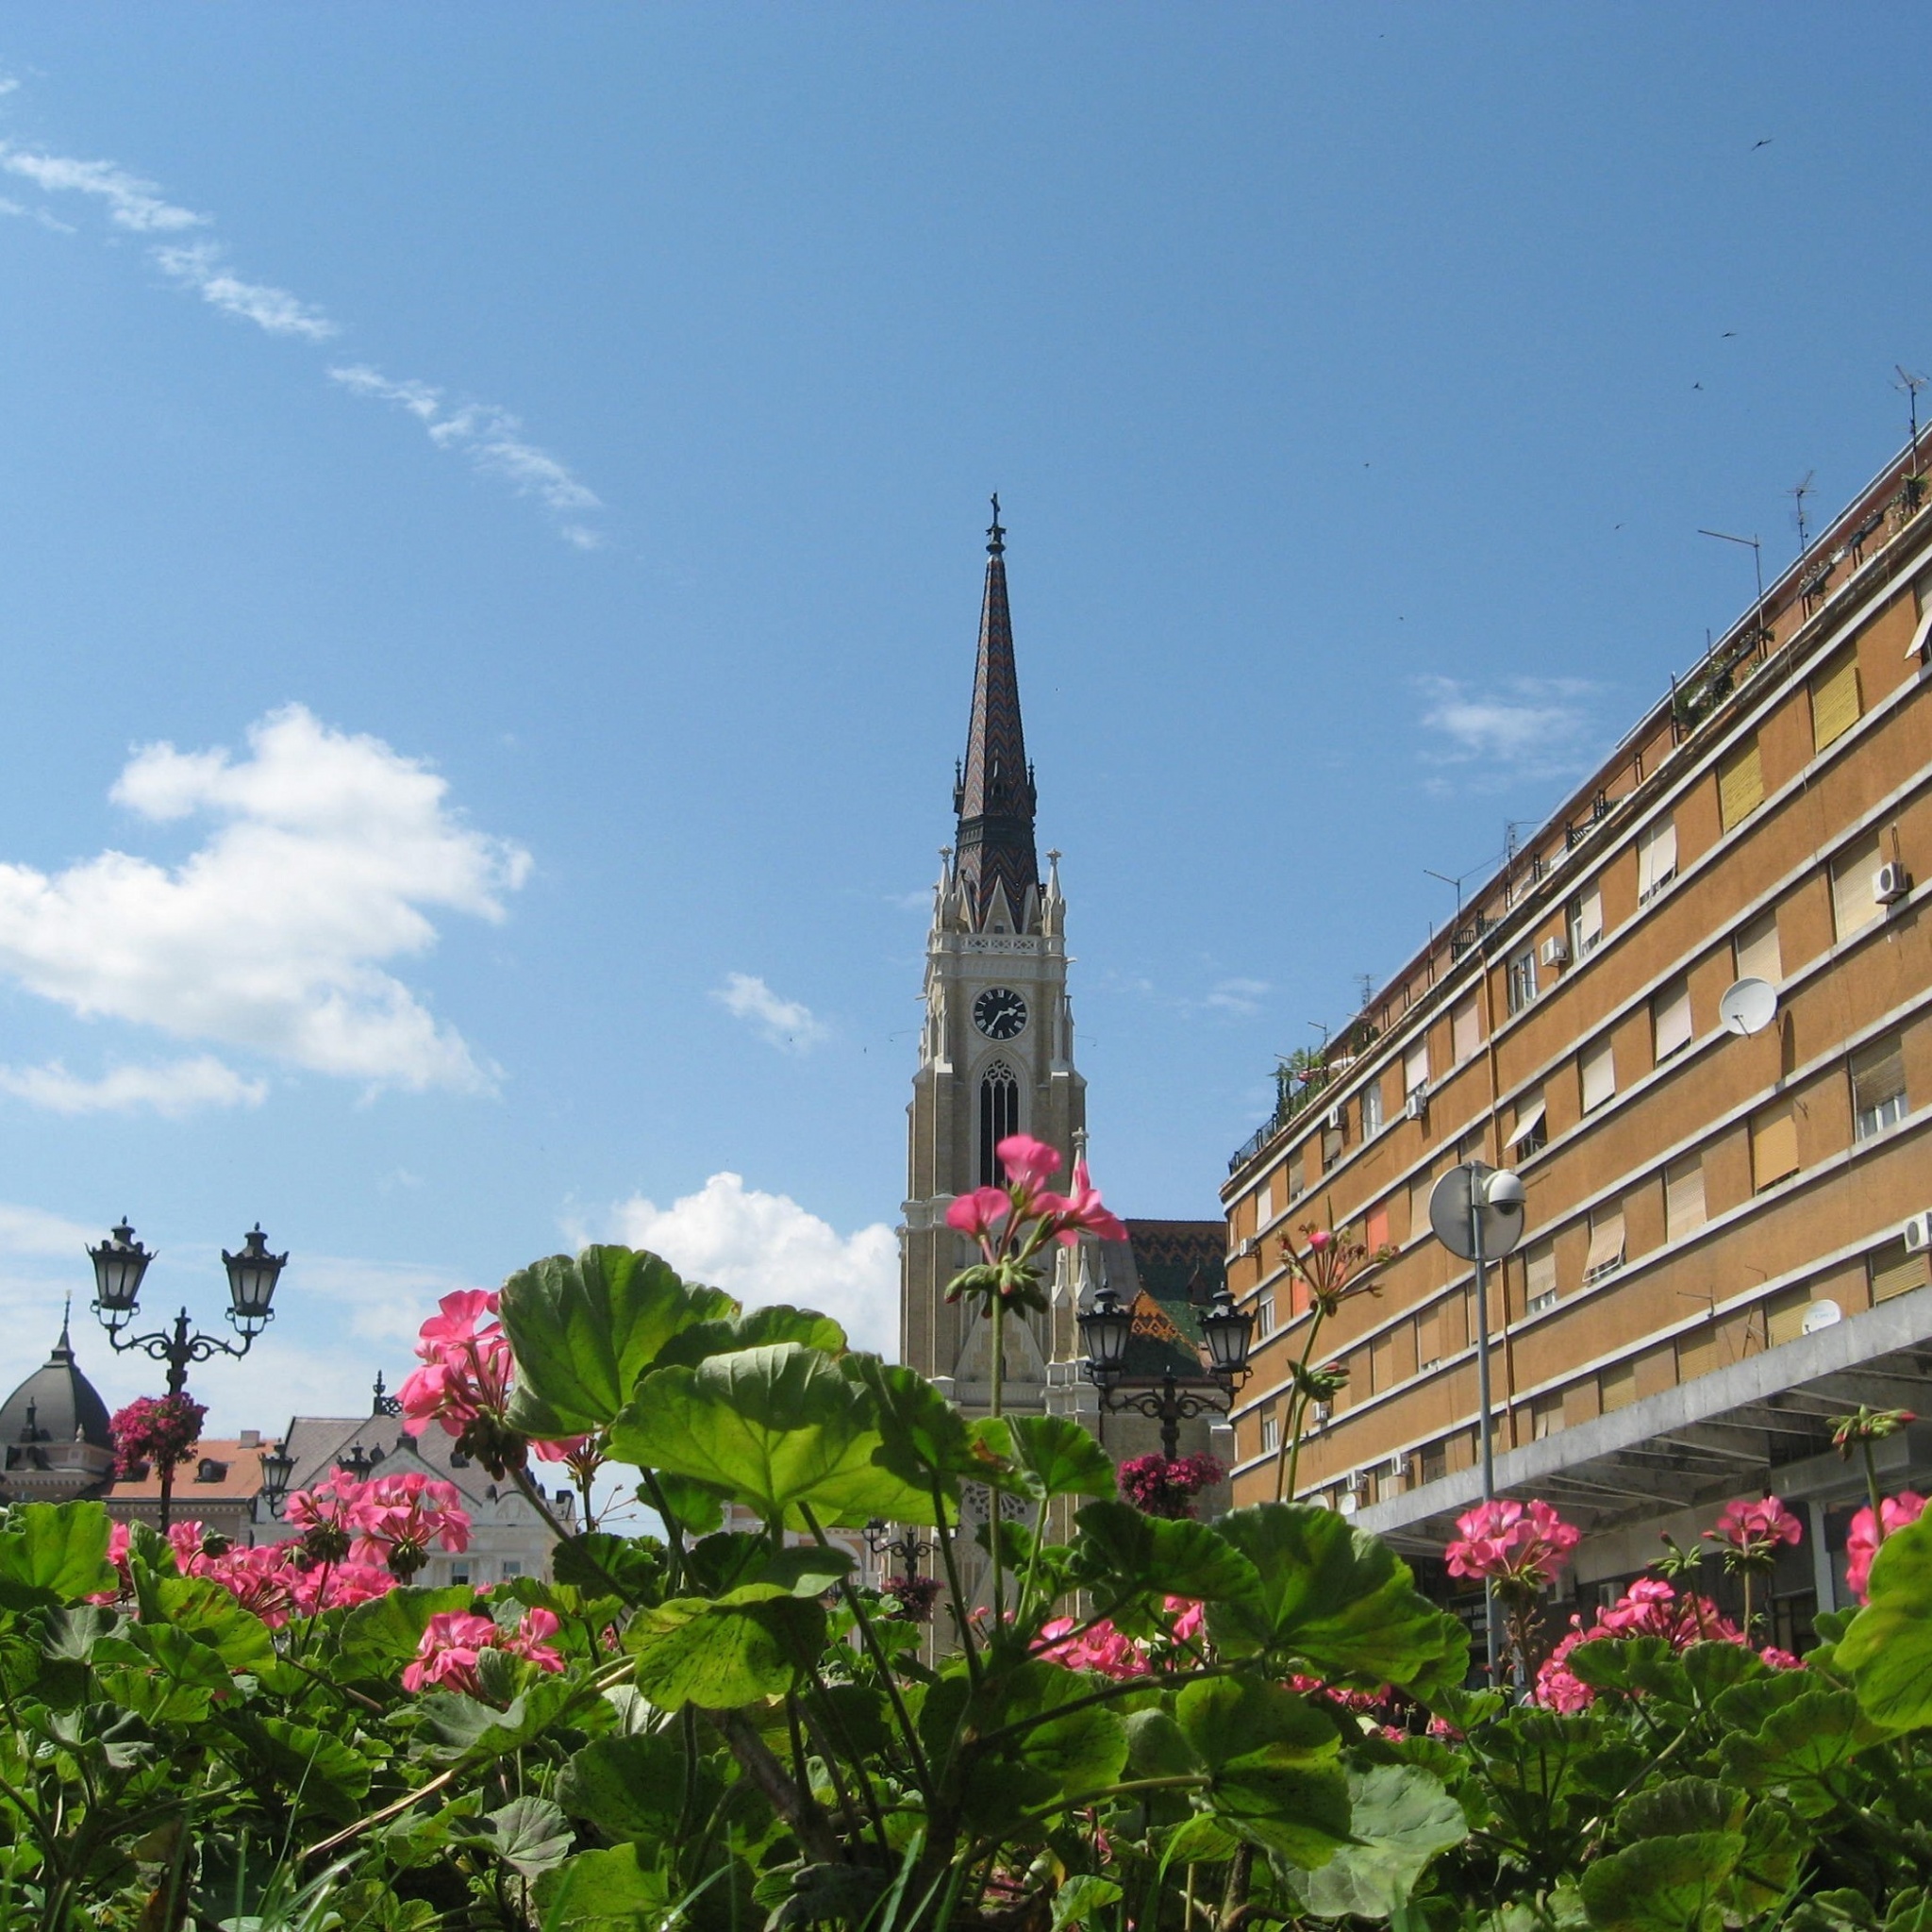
952,496 -> 1040,930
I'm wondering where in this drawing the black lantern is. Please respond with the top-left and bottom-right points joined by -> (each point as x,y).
1076,1287 -> 1134,1381
89,1220 -> 154,1320
1199,1289 -> 1256,1382
224,1225 -> 287,1331
258,1440 -> 295,1517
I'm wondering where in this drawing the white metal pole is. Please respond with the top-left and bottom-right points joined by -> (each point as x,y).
1470,1165 -> 1501,1684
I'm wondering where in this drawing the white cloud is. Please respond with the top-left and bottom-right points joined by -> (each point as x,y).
711,972 -> 827,1053
1200,976 -> 1269,1019
0,1056 -> 266,1117
1416,676 -> 1603,790
0,194 -> 76,234
0,704 -> 529,1097
329,364 -> 603,525
0,1201 -> 97,1257
152,240 -> 338,341
0,144 -> 204,231
604,1173 -> 897,1356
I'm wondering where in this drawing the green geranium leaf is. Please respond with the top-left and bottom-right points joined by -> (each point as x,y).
1614,1777 -> 1743,1842
1001,1659 -> 1129,1798
338,1585 -> 479,1674
1838,1515 -> 1932,1731
0,1501 -> 115,1607
420,1674 -> 586,1761
1052,1876 -> 1124,1930
654,1305 -> 849,1371
610,1343 -> 934,1529
1125,1707 -> 1202,1780
842,1355 -> 979,1490
1207,1504 -> 1469,1695
760,1543 -> 854,1597
1072,1500 -> 1264,1612
552,1532 -> 664,1607
243,1715 -> 375,1823
151,1575 -> 275,1671
1284,1764 -> 1468,1919
1177,1674 -> 1350,1868
979,1415 -> 1117,1501
33,1604 -> 118,1662
649,1472 -> 731,1537
1158,1813 -> 1241,1873
534,1844 -> 674,1930
1719,1689 -> 1883,1813
625,1591 -> 825,1711
558,1734 -> 709,1840
449,1796 -> 575,1879
503,1243 -> 736,1438
1579,1832 -> 1744,1932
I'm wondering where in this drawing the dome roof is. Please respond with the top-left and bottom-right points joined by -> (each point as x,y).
0,1317 -> 112,1454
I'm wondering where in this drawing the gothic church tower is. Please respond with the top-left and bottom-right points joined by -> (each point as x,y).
900,504 -> 1086,1417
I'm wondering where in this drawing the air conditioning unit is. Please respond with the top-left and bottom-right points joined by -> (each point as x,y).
1345,1470 -> 1372,1497
1404,1088 -> 1428,1122
1874,861 -> 1910,905
1324,1104 -> 1345,1132
1904,1211 -> 1932,1255
1539,935 -> 1570,969
1236,1236 -> 1258,1260
1310,1401 -> 1332,1427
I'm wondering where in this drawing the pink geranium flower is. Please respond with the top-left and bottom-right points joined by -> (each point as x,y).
398,1290 -> 514,1441
403,1612 -> 498,1694
994,1133 -> 1062,1207
1445,1499 -> 1580,1595
945,1187 -> 1014,1241
1035,1616 -> 1149,1681
1048,1160 -> 1128,1246
1846,1491 -> 1927,1601
1705,1495 -> 1803,1567
500,1607 -> 566,1672
348,1472 -> 471,1582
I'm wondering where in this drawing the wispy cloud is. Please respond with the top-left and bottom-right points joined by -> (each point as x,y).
327,365 -> 602,526
711,973 -> 827,1053
0,1057 -> 267,1117
0,94 -> 604,546
1415,676 -> 1604,791
1200,976 -> 1270,1019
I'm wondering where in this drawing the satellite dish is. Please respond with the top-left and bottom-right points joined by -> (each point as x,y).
1802,1299 -> 1842,1335
1429,1162 -> 1527,1262
1719,977 -> 1778,1037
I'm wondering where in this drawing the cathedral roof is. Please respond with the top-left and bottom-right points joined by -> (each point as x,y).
1097,1221 -> 1229,1380
953,498 -> 1041,931
0,1315 -> 113,1457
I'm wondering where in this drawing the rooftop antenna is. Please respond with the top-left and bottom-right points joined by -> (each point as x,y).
1896,366 -> 1927,473
1423,867 -> 1466,922
1789,471 -> 1815,557
1698,527 -> 1767,639
1356,974 -> 1374,1009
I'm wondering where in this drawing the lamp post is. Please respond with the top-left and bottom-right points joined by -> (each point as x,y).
863,1518 -> 936,1581
87,1219 -> 290,1529
1077,1285 -> 1255,1460
258,1441 -> 295,1521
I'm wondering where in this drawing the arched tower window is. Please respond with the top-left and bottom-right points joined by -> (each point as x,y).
978,1060 -> 1021,1186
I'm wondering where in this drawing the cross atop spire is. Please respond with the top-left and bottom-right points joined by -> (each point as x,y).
953,500 -> 1040,931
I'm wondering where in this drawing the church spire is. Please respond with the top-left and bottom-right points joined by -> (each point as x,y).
953,495 -> 1041,931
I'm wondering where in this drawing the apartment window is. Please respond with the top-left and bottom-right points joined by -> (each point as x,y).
1288,1151 -> 1306,1202
1583,1208 -> 1626,1286
1420,1441 -> 1448,1485
1734,907 -> 1782,984
1417,1301 -> 1443,1370
1871,1239 -> 1930,1305
1403,1040 -> 1430,1096
1531,1393 -> 1565,1440
1507,946 -> 1539,1014
1507,1087 -> 1547,1158
1832,832 -> 1885,940
1718,736 -> 1765,830
1408,1166 -> 1436,1237
1601,1361 -> 1637,1412
1322,1123 -> 1344,1172
1637,817 -> 1678,902
1851,1034 -> 1908,1141
1665,1155 -> 1706,1241
1809,647 -> 1863,752
1256,1291 -> 1276,1337
450,1560 -> 473,1586
1256,1182 -> 1274,1232
1364,1201 -> 1390,1254
500,1558 -> 524,1577
1580,1040 -> 1616,1114
1652,978 -> 1693,1063
1569,885 -> 1605,958
1678,1324 -> 1720,1381
1452,995 -> 1482,1066
1765,1288 -> 1812,1348
1361,1079 -> 1384,1137
1259,1402 -> 1280,1454
1750,1100 -> 1799,1190
1524,1240 -> 1557,1314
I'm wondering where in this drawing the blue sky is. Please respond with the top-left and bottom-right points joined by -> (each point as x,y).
1,7 -> 1929,1430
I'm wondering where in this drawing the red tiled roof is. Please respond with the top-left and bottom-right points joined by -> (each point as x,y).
106,1437 -> 266,1501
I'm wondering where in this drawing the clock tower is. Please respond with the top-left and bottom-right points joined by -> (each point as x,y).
899,503 -> 1087,1418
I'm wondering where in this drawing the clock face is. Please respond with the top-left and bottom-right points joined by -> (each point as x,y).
974,987 -> 1029,1041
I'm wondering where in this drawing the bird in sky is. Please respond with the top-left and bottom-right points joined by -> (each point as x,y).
1722,330 -> 1738,338
1753,137 -> 1774,149
1693,382 -> 1704,391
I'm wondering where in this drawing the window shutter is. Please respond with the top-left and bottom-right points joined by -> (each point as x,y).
1572,887 -> 1604,955
1734,908 -> 1782,983
1677,1326 -> 1719,1380
1766,1289 -> 1811,1347
1452,996 -> 1481,1064
1408,1167 -> 1435,1236
1524,1241 -> 1557,1309
1750,1102 -> 1799,1189
1583,1209 -> 1625,1283
1404,1041 -> 1430,1094
1653,980 -> 1693,1061
1601,1361 -> 1637,1412
1508,1091 -> 1547,1150
1871,1240 -> 1930,1304
1638,818 -> 1678,899
1370,1331 -> 1394,1393
1417,1301 -> 1443,1367
1831,833 -> 1884,939
1718,738 -> 1764,829
1256,1183 -> 1274,1231
1580,1041 -> 1616,1113
1288,1151 -> 1305,1200
1851,1035 -> 1908,1139
1665,1156 -> 1706,1241
1364,1202 -> 1390,1252
1809,649 -> 1863,751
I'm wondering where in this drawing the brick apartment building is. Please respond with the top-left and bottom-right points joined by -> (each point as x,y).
1221,436 -> 1932,1646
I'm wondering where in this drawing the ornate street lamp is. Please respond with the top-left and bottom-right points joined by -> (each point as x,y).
258,1440 -> 295,1520
1077,1285 -> 1255,1461
863,1516 -> 937,1580
87,1217 -> 291,1529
